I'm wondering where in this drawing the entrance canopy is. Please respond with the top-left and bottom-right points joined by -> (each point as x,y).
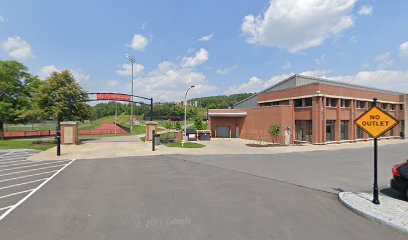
208,112 -> 247,117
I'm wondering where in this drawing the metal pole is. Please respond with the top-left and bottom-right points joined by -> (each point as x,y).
152,129 -> 155,151
184,92 -> 187,138
150,98 -> 153,121
131,62 -> 134,130
115,101 -> 117,135
68,95 -> 72,121
56,120 -> 61,156
372,98 -> 379,204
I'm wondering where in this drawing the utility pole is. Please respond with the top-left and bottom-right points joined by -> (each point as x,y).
126,54 -> 136,130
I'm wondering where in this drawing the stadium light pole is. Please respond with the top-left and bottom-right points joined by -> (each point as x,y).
126,54 -> 136,130
184,85 -> 195,140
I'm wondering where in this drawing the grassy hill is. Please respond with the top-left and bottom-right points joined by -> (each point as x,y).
94,114 -> 130,124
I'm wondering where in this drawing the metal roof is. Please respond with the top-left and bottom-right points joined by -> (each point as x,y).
233,74 -> 404,108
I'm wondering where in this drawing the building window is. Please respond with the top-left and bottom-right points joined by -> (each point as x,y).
295,99 -> 303,107
341,99 -> 350,108
400,105 -> 404,111
381,103 -> 387,110
341,120 -> 349,140
272,101 -> 279,106
401,120 -> 405,138
304,98 -> 312,107
326,98 -> 337,107
295,120 -> 312,143
326,120 -> 336,142
390,104 -> 395,111
356,126 -> 364,139
356,101 -> 365,109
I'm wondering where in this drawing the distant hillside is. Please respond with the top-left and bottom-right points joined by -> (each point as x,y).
190,93 -> 254,109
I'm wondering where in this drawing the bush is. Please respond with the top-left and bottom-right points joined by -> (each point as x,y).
269,124 -> 281,144
194,118 -> 204,130
160,132 -> 175,144
175,121 -> 182,131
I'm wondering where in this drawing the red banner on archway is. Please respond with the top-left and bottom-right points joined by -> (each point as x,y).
96,93 -> 131,102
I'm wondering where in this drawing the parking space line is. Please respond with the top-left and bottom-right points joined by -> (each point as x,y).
0,161 -> 45,168
0,205 -> 13,211
0,189 -> 34,200
0,159 -> 75,222
0,164 -> 67,177
0,160 -> 31,166
0,178 -> 48,191
0,170 -> 58,183
0,162 -> 67,172
0,156 -> 30,161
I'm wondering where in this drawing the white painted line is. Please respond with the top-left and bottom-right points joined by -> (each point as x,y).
0,161 -> 42,168
0,170 -> 58,183
0,189 -> 34,200
0,178 -> 47,191
0,160 -> 31,166
0,205 -> 13,211
0,161 -> 67,172
0,157 -> 30,162
0,164 -> 67,177
0,159 -> 75,222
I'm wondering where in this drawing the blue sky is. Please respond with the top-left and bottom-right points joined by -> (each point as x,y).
1,0 -> 408,102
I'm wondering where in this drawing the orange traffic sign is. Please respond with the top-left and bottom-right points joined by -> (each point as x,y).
355,106 -> 399,138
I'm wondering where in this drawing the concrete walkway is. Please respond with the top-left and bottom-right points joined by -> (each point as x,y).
339,192 -> 408,234
28,138 -> 408,161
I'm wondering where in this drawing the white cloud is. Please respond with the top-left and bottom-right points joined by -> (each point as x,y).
357,5 -> 373,16
39,65 -> 90,82
107,80 -> 119,88
181,48 -> 209,68
216,65 -> 237,75
39,65 -> 60,79
116,63 -> 144,76
198,34 -> 214,42
399,41 -> 408,59
241,0 -> 357,53
374,52 -> 393,69
282,61 -> 292,70
2,36 -> 35,60
0,15 -> 5,23
130,34 -> 149,51
225,70 -> 329,95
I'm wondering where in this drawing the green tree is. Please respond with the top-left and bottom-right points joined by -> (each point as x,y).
269,123 -> 281,144
33,70 -> 93,123
163,120 -> 174,131
0,60 -> 38,139
194,118 -> 204,130
175,121 -> 182,131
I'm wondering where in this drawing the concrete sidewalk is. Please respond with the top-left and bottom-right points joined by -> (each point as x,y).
27,138 -> 408,161
339,192 -> 408,234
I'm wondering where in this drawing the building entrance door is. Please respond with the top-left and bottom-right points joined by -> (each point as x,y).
235,127 -> 240,138
216,126 -> 230,138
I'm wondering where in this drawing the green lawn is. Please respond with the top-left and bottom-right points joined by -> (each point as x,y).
78,123 -> 101,130
165,142 -> 205,148
94,114 -> 130,124
0,139 -> 56,151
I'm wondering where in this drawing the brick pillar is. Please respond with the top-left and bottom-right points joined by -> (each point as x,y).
350,100 -> 355,141
312,96 -> 322,144
335,99 -> 341,142
290,99 -> 295,143
322,97 -> 327,143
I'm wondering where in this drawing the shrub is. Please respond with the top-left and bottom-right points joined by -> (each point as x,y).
269,123 -> 281,144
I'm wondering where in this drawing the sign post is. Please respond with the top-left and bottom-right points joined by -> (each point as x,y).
354,98 -> 399,204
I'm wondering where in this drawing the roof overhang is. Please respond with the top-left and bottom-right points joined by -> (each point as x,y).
208,112 -> 247,117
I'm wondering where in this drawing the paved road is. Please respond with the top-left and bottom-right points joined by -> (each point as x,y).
167,142 -> 408,194
0,150 -> 72,221
0,154 -> 405,239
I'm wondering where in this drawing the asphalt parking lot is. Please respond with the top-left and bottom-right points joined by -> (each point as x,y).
0,148 -> 406,240
0,150 -> 73,221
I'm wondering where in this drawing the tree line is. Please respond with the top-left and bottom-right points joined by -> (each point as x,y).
190,93 -> 254,109
0,60 -> 92,139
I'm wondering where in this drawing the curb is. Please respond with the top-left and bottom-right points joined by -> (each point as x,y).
338,192 -> 408,235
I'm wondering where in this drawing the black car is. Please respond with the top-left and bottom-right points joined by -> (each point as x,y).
391,161 -> 408,200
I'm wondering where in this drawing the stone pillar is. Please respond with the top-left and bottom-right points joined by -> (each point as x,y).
312,96 -> 322,144
404,95 -> 408,139
145,121 -> 158,141
61,121 -> 79,145
335,99 -> 341,142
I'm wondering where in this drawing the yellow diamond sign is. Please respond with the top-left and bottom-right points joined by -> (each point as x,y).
355,106 -> 399,138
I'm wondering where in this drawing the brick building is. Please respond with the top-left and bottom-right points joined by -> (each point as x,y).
208,75 -> 406,144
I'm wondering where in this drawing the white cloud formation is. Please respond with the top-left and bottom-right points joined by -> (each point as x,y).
116,63 -> 145,76
373,52 -> 393,69
2,36 -> 35,60
198,34 -> 214,42
357,5 -> 373,16
216,65 -> 237,75
181,48 -> 209,68
282,61 -> 292,70
39,65 -> 90,82
130,34 -> 149,51
241,0 -> 357,53
107,80 -> 119,88
399,41 -> 408,59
